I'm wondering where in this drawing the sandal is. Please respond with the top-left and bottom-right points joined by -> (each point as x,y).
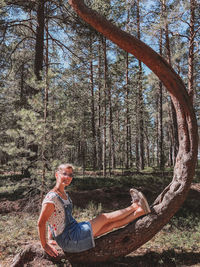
129,188 -> 141,204
130,188 -> 151,214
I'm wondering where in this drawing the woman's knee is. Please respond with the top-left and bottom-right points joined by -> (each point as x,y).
99,213 -> 109,223
134,207 -> 145,217
90,213 -> 107,228
89,213 -> 108,236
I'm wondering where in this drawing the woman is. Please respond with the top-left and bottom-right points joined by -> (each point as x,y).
37,163 -> 151,257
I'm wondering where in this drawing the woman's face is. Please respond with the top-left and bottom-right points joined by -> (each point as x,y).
56,167 -> 73,187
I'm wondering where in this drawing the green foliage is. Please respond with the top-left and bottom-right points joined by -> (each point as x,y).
0,0 -> 199,187
1,67 -> 77,180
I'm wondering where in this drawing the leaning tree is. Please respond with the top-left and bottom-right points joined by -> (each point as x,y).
58,0 -> 199,262
11,0 -> 198,265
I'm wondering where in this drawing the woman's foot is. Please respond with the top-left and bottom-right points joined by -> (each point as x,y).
129,188 -> 140,204
130,188 -> 151,214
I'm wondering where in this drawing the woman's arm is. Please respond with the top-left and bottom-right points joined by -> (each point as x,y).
48,224 -> 53,240
37,203 -> 58,257
48,225 -> 57,245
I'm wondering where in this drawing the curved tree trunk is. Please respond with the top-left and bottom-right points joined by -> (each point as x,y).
62,0 -> 198,263
12,1 -> 198,265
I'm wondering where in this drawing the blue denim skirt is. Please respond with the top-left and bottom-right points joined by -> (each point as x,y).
54,220 -> 95,253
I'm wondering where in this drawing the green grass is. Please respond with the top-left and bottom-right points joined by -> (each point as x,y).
144,212 -> 200,252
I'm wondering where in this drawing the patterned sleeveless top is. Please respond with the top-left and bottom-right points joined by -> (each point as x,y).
42,191 -> 71,236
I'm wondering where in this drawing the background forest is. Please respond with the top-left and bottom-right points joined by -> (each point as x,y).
0,1 -> 200,266
0,0 -> 199,189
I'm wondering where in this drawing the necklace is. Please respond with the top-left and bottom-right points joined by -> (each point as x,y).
53,187 -> 67,200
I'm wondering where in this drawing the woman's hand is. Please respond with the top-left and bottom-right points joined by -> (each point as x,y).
48,240 -> 57,246
43,243 -> 59,257
38,203 -> 59,257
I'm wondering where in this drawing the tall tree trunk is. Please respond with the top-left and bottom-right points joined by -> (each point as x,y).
125,52 -> 131,170
167,105 -> 173,166
27,0 -> 45,176
135,92 -> 139,171
188,0 -> 196,103
34,0 -> 45,81
102,36 -> 107,177
144,126 -> 150,167
81,139 -> 86,175
152,140 -> 155,166
156,99 -> 159,167
158,28 -> 164,170
97,37 -> 103,171
125,2 -> 132,170
162,0 -> 179,166
169,129 -> 173,166
41,7 -> 48,203
89,35 -> 97,171
137,0 -> 144,170
108,71 -> 115,174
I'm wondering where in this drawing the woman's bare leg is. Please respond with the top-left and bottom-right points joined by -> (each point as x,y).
94,206 -> 144,237
89,202 -> 141,237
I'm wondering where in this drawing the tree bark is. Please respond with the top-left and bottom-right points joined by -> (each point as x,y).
188,0 -> 196,103
144,125 -> 150,167
26,0 -> 45,174
97,37 -> 103,170
125,52 -> 131,170
137,0 -> 144,170
125,3 -> 131,170
108,63 -> 115,173
34,0 -> 45,81
41,8 -> 49,203
102,36 -> 107,177
89,34 -> 97,171
158,28 -> 164,170
135,89 -> 139,171
162,0 -> 179,166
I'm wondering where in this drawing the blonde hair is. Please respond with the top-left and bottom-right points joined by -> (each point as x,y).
56,163 -> 74,173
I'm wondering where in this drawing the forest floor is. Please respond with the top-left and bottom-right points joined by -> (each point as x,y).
0,167 -> 200,266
